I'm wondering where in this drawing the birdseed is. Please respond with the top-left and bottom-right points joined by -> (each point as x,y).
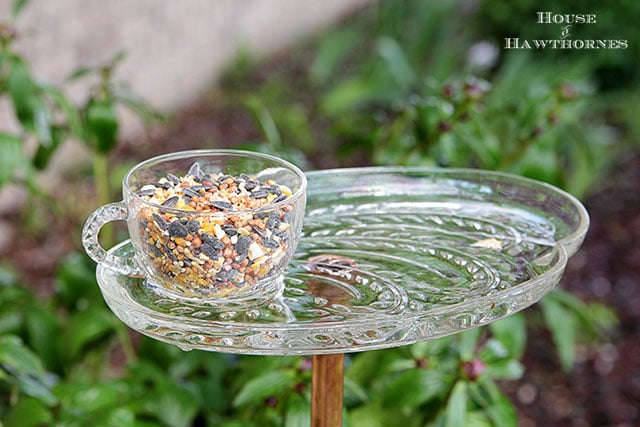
135,162 -> 295,297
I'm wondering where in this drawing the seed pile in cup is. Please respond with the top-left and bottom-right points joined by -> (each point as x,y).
136,162 -> 294,297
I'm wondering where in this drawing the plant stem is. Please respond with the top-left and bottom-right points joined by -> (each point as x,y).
93,151 -> 113,247
115,322 -> 136,362
94,151 -> 137,360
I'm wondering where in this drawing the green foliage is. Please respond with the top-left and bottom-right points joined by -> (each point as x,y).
342,327 -> 526,426
0,5 -> 160,199
474,0 -> 640,91
540,289 -> 618,371
2,258 -> 318,425
351,54 -> 619,197
220,0 -> 634,200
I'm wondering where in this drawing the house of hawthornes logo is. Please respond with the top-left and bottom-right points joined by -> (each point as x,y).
504,11 -> 628,50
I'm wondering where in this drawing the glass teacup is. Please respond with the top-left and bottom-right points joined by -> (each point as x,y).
82,149 -> 307,301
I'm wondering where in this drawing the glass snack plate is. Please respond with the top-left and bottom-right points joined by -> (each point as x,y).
96,167 -> 589,355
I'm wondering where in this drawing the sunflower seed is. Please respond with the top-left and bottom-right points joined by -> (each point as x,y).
137,188 -> 157,197
273,194 -> 288,203
168,221 -> 188,238
211,200 -> 233,211
153,181 -> 172,189
161,196 -> 179,208
251,226 -> 267,240
270,185 -> 282,196
262,238 -> 280,248
149,244 -> 163,257
186,219 -> 200,234
187,162 -> 202,179
222,224 -> 238,236
200,243 -> 218,259
235,235 -> 252,255
251,188 -> 270,199
152,213 -> 169,230
182,187 -> 200,198
167,173 -> 181,184
201,234 -> 225,251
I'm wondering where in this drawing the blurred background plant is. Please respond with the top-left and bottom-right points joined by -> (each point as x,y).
0,0 -> 160,244
1,0 -> 637,425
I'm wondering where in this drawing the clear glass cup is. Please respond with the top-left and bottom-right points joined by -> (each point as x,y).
82,149 -> 307,302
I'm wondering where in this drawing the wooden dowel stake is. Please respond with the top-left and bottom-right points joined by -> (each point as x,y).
311,353 -> 345,427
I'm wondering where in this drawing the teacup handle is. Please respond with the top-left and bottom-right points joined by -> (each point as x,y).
82,201 -> 143,276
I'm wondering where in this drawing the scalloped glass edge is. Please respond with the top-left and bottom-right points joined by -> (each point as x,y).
94,166 -> 585,355
98,241 -> 567,355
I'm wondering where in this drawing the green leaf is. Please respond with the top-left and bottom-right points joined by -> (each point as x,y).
126,359 -> 168,385
458,327 -> 482,361
144,380 -> 201,427
343,376 -> 370,406
42,84 -> 84,138
515,143 -> 561,186
66,66 -> 93,81
32,125 -> 63,170
549,288 -> 617,338
455,117 -> 501,169
67,306 -> 116,358
382,368 -> 453,409
348,401 -> 386,427
488,313 -> 526,358
10,368 -> 58,407
7,59 -> 37,127
12,0 -> 30,19
0,335 -> 46,381
464,411 -> 494,427
0,335 -> 57,406
285,393 -> 310,427
320,77 -> 383,115
86,100 -> 119,153
0,283 -> 32,335
345,349 -> 403,386
469,379 -> 517,427
232,370 -> 296,407
478,338 -> 509,362
106,50 -> 127,69
445,380 -> 468,427
54,380 -> 135,423
409,336 -> 453,359
244,96 -> 281,146
540,289 -> 618,371
100,407 -> 136,427
376,36 -> 416,91
24,303 -> 63,371
4,397 -> 53,427
55,252 -> 100,308
32,98 -> 52,147
0,132 -> 27,186
483,358 -> 524,380
540,293 -> 578,371
136,337 -> 184,368
309,28 -> 358,84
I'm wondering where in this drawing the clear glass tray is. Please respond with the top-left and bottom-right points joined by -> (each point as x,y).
96,167 -> 589,355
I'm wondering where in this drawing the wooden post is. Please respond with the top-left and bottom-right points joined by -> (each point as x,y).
311,353 -> 345,427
